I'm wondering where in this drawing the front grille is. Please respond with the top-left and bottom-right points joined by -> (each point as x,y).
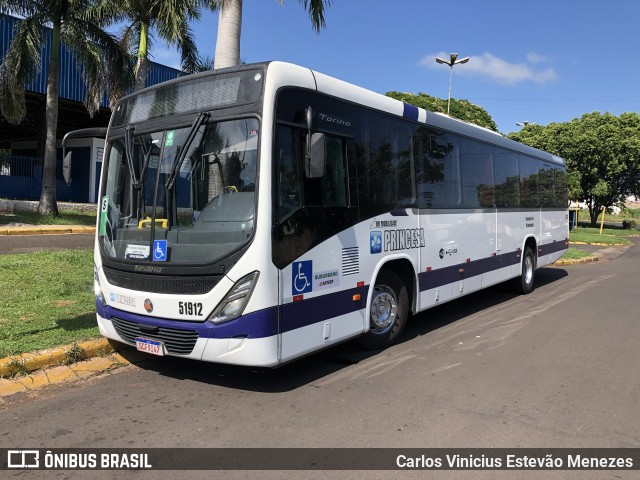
104,267 -> 219,295
111,317 -> 199,355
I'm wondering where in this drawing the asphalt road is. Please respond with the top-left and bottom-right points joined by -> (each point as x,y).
0,233 -> 94,254
1,242 -> 638,480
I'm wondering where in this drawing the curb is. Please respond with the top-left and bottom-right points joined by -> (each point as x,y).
0,338 -> 117,378
0,226 -> 96,236
0,353 -> 131,398
569,241 -> 628,247
0,339 -> 141,399
554,256 -> 599,266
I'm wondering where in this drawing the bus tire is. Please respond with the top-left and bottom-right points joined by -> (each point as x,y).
360,270 -> 408,349
516,246 -> 536,294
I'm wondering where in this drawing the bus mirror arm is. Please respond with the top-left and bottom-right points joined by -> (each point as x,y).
305,105 -> 313,164
61,127 -> 107,186
304,106 -> 325,178
306,132 -> 326,179
62,151 -> 72,186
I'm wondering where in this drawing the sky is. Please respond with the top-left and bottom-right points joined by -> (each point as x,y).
150,0 -> 640,134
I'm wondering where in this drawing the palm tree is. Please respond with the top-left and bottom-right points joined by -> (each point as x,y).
212,0 -> 332,69
0,1 -> 132,215
90,0 -> 202,90
195,53 -> 216,72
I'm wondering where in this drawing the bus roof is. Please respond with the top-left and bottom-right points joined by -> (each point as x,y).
112,60 -> 564,167
302,62 -> 564,166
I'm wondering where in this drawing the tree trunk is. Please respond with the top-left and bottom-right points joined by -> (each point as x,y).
134,22 -> 150,91
134,56 -> 150,91
589,204 -> 599,227
39,24 -> 61,216
214,0 -> 242,69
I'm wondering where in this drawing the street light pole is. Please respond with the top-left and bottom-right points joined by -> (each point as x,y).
435,53 -> 470,116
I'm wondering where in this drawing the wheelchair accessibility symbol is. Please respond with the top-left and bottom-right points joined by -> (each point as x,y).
153,240 -> 168,262
292,260 -> 312,294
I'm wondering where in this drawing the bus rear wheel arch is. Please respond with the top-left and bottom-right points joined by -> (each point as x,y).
360,269 -> 408,349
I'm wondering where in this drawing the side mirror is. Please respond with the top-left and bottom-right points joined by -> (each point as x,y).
305,132 -> 325,178
62,151 -> 72,186
61,127 -> 107,186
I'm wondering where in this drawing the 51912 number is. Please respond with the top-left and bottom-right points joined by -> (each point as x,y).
178,301 -> 203,316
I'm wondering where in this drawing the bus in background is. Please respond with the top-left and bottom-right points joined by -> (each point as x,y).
64,61 -> 568,366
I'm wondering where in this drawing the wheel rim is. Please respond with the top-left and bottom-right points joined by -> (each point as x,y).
524,255 -> 534,285
370,285 -> 397,334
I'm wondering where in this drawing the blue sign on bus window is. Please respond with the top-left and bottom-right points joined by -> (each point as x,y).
153,240 -> 168,262
292,260 -> 312,294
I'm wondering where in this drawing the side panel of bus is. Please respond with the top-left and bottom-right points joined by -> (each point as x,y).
277,229 -> 367,363
418,210 -> 498,311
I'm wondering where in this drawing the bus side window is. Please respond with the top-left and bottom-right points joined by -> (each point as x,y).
276,125 -> 303,222
415,128 -> 460,209
539,162 -> 555,208
554,166 -> 568,207
321,136 -> 347,207
494,147 -> 520,208
460,138 -> 494,208
519,155 -> 539,209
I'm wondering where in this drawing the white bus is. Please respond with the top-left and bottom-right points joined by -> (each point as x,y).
67,61 -> 568,366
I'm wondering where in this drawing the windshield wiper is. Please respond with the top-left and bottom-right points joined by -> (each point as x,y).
135,138 -> 157,218
165,111 -> 209,191
124,125 -> 141,189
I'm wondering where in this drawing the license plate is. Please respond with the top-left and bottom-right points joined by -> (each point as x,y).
135,337 -> 165,356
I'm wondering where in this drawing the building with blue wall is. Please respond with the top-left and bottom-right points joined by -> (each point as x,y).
0,13 -> 184,203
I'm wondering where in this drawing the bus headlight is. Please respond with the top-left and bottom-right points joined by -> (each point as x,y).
208,272 -> 259,324
94,265 -> 107,307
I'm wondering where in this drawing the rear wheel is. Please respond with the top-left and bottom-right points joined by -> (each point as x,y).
360,270 -> 408,349
516,246 -> 536,294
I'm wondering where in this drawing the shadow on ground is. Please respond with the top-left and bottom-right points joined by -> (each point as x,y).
115,267 -> 569,394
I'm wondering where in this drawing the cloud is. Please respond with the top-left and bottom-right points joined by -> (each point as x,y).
526,52 -> 550,64
420,52 -> 557,85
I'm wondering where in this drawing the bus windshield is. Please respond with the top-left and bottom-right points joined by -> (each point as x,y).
100,117 -> 259,265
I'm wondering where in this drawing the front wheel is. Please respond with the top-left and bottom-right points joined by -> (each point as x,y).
360,270 -> 408,349
515,246 -> 536,294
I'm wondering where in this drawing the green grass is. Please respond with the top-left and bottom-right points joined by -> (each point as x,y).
0,249 -> 98,358
569,228 -> 632,245
560,248 -> 594,260
573,226 -> 639,237
0,210 -> 96,226
578,208 -> 640,225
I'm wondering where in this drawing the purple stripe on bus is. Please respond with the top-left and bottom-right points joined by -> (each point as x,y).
402,103 -> 419,121
97,241 -> 565,341
390,209 -> 409,216
96,301 -> 278,339
96,285 -> 368,340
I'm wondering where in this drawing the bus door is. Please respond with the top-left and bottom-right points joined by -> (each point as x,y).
274,128 -> 363,361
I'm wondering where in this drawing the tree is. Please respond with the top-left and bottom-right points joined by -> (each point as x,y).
386,91 -> 498,131
196,53 -> 216,72
509,112 -> 640,226
89,0 -> 202,91
0,2 -> 132,215
211,0 -> 332,70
